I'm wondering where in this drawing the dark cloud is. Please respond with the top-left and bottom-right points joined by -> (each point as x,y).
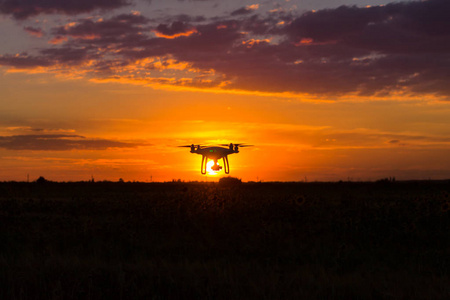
0,134 -> 145,151
0,0 -> 449,99
167,14 -> 206,23
40,47 -> 93,65
155,21 -> 196,37
24,26 -> 44,37
0,0 -> 129,19
0,47 -> 94,68
285,0 -> 450,52
170,20 -> 243,51
53,13 -> 149,38
0,53 -> 52,68
231,7 -> 254,16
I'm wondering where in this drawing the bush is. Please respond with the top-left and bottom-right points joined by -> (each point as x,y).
35,176 -> 48,184
218,176 -> 242,188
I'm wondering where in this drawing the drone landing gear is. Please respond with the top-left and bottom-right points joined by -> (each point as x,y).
201,155 -> 208,175
223,156 -> 229,174
200,156 -> 230,174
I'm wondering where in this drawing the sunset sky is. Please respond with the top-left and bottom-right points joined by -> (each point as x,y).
0,0 -> 449,182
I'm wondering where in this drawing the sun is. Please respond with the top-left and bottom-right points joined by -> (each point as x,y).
206,160 -> 219,175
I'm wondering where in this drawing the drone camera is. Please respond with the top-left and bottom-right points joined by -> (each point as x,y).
211,164 -> 222,171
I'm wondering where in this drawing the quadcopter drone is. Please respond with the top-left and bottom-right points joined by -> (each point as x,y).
179,143 -> 252,174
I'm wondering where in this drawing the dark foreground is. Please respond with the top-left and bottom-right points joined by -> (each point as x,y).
1,180 -> 450,299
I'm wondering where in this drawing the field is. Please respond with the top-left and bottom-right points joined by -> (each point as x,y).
1,180 -> 450,299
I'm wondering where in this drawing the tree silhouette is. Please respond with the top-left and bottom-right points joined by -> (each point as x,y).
36,176 -> 48,184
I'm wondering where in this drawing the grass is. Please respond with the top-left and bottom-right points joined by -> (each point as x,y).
1,180 -> 450,299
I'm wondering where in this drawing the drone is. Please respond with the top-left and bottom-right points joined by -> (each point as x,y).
179,143 -> 252,174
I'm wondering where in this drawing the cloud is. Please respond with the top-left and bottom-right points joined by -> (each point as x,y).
0,0 -> 130,19
243,123 -> 450,150
24,26 -> 44,37
5,126 -> 76,134
154,21 -> 198,39
0,53 -> 52,68
48,36 -> 68,45
0,0 -> 449,99
285,0 -> 450,51
53,13 -> 149,38
40,47 -> 93,64
0,134 -> 146,150
231,4 -> 259,16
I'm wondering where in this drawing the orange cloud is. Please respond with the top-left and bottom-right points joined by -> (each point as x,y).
153,28 -> 198,39
72,34 -> 100,40
293,38 -> 337,46
242,38 -> 270,48
24,26 -> 43,37
48,35 -> 68,44
246,4 -> 259,10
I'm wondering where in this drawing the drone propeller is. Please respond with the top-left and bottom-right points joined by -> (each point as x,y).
178,144 -> 204,149
219,143 -> 253,147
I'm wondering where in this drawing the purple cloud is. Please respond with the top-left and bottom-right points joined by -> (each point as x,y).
0,134 -> 146,150
52,13 -> 149,45
0,0 -> 449,99
0,53 -> 52,68
0,0 -> 129,19
24,26 -> 44,37
154,21 -> 197,38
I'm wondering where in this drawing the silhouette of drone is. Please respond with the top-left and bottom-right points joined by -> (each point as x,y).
179,143 -> 252,174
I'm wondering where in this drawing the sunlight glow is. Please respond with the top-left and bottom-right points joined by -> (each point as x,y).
206,160 -> 219,175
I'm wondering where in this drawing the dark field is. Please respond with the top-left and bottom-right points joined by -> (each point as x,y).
1,180 -> 450,299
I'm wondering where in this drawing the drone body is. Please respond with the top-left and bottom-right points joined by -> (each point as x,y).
179,143 -> 251,174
